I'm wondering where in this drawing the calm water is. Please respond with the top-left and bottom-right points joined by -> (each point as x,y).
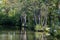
0,31 -> 60,40
0,31 -> 20,40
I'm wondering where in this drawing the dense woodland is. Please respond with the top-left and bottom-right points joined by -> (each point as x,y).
0,0 -> 60,39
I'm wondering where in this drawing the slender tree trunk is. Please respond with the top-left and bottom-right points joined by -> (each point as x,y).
34,14 -> 37,25
20,12 -> 27,40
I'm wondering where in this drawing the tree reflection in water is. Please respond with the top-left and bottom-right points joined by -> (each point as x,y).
0,31 -> 60,40
0,31 -> 20,40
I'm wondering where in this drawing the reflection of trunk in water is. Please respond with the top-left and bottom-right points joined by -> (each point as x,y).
35,32 -> 47,40
20,28 -> 27,40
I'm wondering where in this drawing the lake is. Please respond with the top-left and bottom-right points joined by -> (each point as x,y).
0,31 -> 60,40
0,31 -> 20,40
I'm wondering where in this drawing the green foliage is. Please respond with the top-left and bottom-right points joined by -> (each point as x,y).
0,0 -> 60,38
35,24 -> 42,30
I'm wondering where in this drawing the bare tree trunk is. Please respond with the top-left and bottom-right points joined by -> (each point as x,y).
34,14 -> 37,25
20,12 -> 27,40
